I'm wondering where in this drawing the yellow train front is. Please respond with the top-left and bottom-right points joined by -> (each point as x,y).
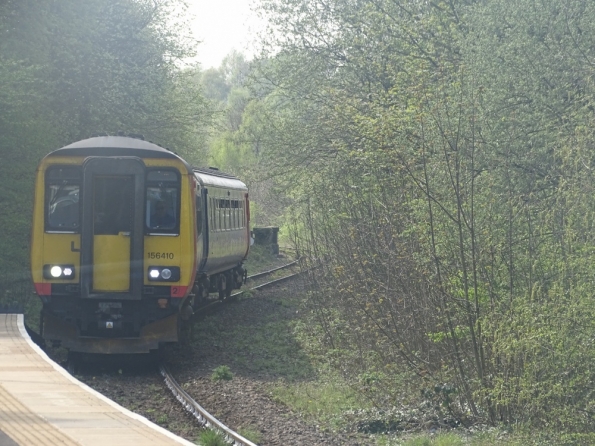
30,136 -> 250,354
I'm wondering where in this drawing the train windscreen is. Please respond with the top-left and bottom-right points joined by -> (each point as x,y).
46,166 -> 81,232
146,169 -> 180,234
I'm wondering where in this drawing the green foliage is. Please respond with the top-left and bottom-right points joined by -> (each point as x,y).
237,426 -> 262,444
197,428 -> 228,446
211,365 -> 233,381
156,413 -> 168,425
241,0 -> 595,437
401,434 -> 465,446
271,376 -> 368,428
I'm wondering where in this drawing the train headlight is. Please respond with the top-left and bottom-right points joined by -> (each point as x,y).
43,264 -> 76,280
147,266 -> 180,282
50,266 -> 62,277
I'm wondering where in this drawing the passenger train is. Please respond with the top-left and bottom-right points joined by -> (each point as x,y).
30,136 -> 250,354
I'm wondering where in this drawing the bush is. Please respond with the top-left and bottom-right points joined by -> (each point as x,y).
211,365 -> 233,381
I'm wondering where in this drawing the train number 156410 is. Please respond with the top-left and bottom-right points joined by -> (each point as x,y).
147,252 -> 174,260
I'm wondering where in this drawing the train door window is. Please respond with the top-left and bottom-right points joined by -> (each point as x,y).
232,199 -> 238,229
213,197 -> 217,232
218,199 -> 223,231
46,166 -> 81,232
235,199 -> 239,229
208,197 -> 212,231
210,197 -> 216,232
93,176 -> 134,235
214,198 -> 218,231
221,199 -> 226,230
146,170 -> 180,234
231,200 -> 236,229
215,198 -> 219,231
209,198 -> 217,231
195,195 -> 202,236
235,200 -> 240,229
241,200 -> 245,228
222,199 -> 227,230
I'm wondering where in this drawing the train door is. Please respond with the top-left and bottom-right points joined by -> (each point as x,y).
80,157 -> 145,299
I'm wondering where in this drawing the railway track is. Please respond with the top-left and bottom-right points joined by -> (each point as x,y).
188,258 -> 302,316
160,364 -> 257,446
161,259 -> 303,445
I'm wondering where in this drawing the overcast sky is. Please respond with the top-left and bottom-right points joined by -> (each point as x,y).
187,0 -> 263,70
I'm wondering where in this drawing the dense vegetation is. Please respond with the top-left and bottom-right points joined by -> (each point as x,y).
4,0 -> 595,441
210,0 -> 595,441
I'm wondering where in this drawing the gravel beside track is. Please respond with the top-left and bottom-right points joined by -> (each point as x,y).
52,276 -> 368,446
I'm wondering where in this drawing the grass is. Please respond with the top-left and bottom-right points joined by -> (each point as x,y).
237,425 -> 262,444
374,428 -> 595,446
192,309 -> 314,380
197,428 -> 228,446
271,375 -> 368,430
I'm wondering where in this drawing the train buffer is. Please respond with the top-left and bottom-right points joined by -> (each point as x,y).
0,314 -> 193,446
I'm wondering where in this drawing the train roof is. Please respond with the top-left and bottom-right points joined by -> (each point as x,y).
45,136 -> 247,190
47,136 -> 192,170
193,168 -> 247,191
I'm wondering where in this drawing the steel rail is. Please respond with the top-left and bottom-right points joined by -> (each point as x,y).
160,364 -> 258,446
245,258 -> 300,281
230,270 -> 302,300
165,270 -> 304,443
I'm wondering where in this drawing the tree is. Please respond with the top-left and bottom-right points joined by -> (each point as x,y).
247,0 -> 595,434
0,0 -> 212,278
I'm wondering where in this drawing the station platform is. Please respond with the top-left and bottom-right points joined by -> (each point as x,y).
0,314 -> 194,446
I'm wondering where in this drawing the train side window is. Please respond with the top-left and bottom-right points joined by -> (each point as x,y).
45,166 -> 81,232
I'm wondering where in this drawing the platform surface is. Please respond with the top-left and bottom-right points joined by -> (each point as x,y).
0,314 -> 194,446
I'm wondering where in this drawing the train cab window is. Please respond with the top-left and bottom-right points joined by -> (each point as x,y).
46,166 -> 81,232
146,170 -> 180,234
